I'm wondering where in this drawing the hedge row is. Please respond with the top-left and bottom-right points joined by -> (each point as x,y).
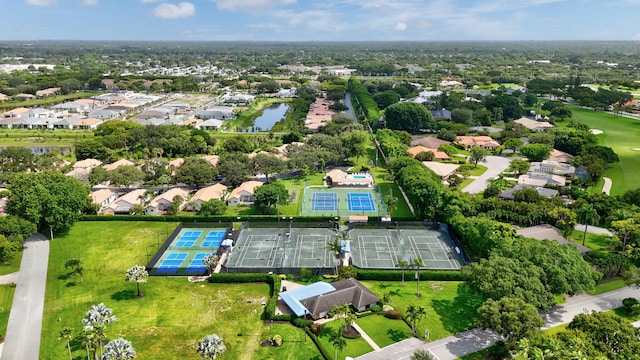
356,268 -> 469,281
263,275 -> 282,320
79,215 -> 336,223
305,327 -> 331,360
208,273 -> 272,283
349,77 -> 380,122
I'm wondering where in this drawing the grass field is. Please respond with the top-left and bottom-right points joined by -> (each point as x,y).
0,128 -> 91,148
316,320 -> 373,358
588,278 -> 628,295
39,221 -> 287,360
360,281 -> 483,341
570,106 -> 640,195
0,284 -> 16,338
253,322 -> 321,360
568,229 -> 614,251
0,250 -> 22,276
355,314 -> 412,347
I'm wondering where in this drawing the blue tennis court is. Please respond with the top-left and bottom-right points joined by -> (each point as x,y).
347,193 -> 375,211
311,192 -> 338,211
175,230 -> 202,247
202,230 -> 226,247
157,253 -> 187,274
186,252 -> 210,273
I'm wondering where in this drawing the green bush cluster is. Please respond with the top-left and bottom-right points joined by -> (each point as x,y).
349,77 -> 380,123
80,215 -> 336,223
292,317 -> 313,328
356,268 -> 468,281
305,327 -> 332,360
208,273 -> 271,283
384,309 -> 402,319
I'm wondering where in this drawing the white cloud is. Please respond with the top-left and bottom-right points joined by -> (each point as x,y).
141,0 -> 162,3
394,22 -> 407,31
25,0 -> 57,6
215,0 -> 296,13
81,0 -> 98,5
153,2 -> 195,19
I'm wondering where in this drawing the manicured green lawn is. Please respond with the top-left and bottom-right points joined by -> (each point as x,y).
355,314 -> 412,347
458,163 -> 488,177
568,230 -> 614,251
588,278 -> 628,295
0,284 -> 16,338
316,320 -> 373,358
570,106 -> 640,195
0,250 -> 22,276
254,322 -> 322,360
40,221 -> 274,360
360,281 -> 483,341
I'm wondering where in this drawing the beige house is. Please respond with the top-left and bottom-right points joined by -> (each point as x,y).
91,189 -> 120,209
201,155 -> 220,167
168,158 -> 184,176
72,158 -> 102,170
421,161 -> 460,178
103,159 -> 136,171
145,187 -> 191,215
186,183 -> 229,211
227,181 -> 263,206
325,169 -> 374,187
517,173 -> 567,187
514,117 -> 554,132
455,136 -> 500,151
407,146 -> 450,160
103,189 -> 149,215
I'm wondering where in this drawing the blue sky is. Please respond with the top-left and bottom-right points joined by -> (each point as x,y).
4,0 -> 640,41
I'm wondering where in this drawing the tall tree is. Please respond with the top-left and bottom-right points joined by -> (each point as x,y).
196,334 -> 226,360
58,327 -> 74,360
328,328 -> 346,360
203,254 -> 219,276
7,172 -> 89,239
610,218 -> 639,252
396,259 -> 410,287
577,205 -> 599,246
253,182 -> 288,214
405,305 -> 426,337
413,257 -> 425,297
82,303 -> 117,358
125,265 -> 149,297
101,338 -> 136,360
469,146 -> 488,168
252,153 -> 286,183
384,102 -> 435,133
477,297 -> 544,341
174,158 -> 217,187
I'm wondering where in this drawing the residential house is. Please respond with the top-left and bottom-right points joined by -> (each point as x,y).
279,278 -> 380,320
2,107 -> 29,118
197,119 -> 224,130
325,169 -> 374,187
529,160 -> 575,177
35,87 -> 60,97
304,97 -> 336,131
514,117 -> 555,132
103,159 -> 136,171
201,155 -> 220,167
431,109 -> 452,120
0,117 -> 21,129
138,107 -> 173,119
51,101 -> 91,114
421,161 -> 459,178
455,136 -> 500,151
227,181 -> 263,206
406,146 -> 450,160
548,149 -> 574,163
499,184 -> 559,200
91,189 -> 120,209
517,173 -> 567,187
72,158 -> 102,171
222,93 -> 255,104
410,136 -> 450,149
52,117 -> 82,130
103,189 -> 149,215
168,158 -> 184,176
73,118 -> 103,130
0,94 -> 7,102
186,183 -> 229,211
88,109 -> 120,120
199,106 -> 234,120
516,224 -> 590,254
14,93 -> 36,101
145,187 -> 191,215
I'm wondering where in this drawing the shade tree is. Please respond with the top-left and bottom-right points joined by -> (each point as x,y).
196,334 -> 226,359
477,297 -> 544,341
125,265 -> 149,297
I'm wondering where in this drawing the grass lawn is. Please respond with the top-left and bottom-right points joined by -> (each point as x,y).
0,250 -> 22,276
0,284 -> 16,338
316,320 -> 373,358
40,221 -> 275,360
0,129 -> 92,147
458,163 -> 488,177
570,106 -> 640,195
588,278 -> 628,295
224,98 -> 291,131
568,230 -> 614,251
254,322 -> 322,360
355,314 -> 412,347
360,281 -> 483,341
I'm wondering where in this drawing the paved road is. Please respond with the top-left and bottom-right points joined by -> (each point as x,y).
574,224 -> 613,236
2,233 -> 49,360
602,177 -> 612,195
462,156 -> 513,194
356,285 -> 640,360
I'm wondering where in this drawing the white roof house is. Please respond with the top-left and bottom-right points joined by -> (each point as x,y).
197,119 -> 224,130
103,159 -> 136,171
514,117 -> 555,132
145,187 -> 191,215
91,189 -> 120,209
103,189 -> 149,215
88,109 -> 120,120
51,101 -> 92,113
72,158 -> 102,170
199,106 -> 234,120
518,173 -> 567,187
421,161 -> 460,178
530,160 -> 575,177
186,183 -> 229,211
222,93 -> 255,104
227,181 -> 263,206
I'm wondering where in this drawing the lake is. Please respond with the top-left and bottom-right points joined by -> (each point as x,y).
249,103 -> 289,132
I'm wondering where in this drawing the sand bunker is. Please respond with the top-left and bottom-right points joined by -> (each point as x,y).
590,129 -> 604,135
633,148 -> 640,151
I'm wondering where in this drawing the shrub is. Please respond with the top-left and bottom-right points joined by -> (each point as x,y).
371,304 -> 382,313
356,268 -> 468,281
272,334 -> 283,347
292,317 -> 313,328
384,309 -> 403,320
310,323 -> 325,335
622,297 -> 640,316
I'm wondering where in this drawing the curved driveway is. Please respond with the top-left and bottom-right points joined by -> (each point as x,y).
602,177 -> 612,195
462,156 -> 513,194
2,233 -> 49,360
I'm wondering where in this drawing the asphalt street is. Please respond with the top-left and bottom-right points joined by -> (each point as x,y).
462,156 -> 513,194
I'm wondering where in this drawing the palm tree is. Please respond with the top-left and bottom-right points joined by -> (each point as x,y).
101,338 -> 136,360
196,334 -> 226,359
82,303 -> 117,358
383,192 -> 398,218
203,254 -> 219,275
81,329 -> 99,360
577,205 -> 600,246
405,305 -> 426,337
58,327 -> 74,360
328,328 -> 346,360
396,259 -> 409,287
413,258 -> 425,297
125,265 -> 149,297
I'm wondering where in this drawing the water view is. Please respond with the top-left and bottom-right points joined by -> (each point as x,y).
248,103 -> 289,132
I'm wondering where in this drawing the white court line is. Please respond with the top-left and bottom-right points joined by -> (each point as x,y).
385,236 -> 399,266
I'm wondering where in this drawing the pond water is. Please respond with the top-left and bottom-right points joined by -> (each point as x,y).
248,103 -> 289,132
